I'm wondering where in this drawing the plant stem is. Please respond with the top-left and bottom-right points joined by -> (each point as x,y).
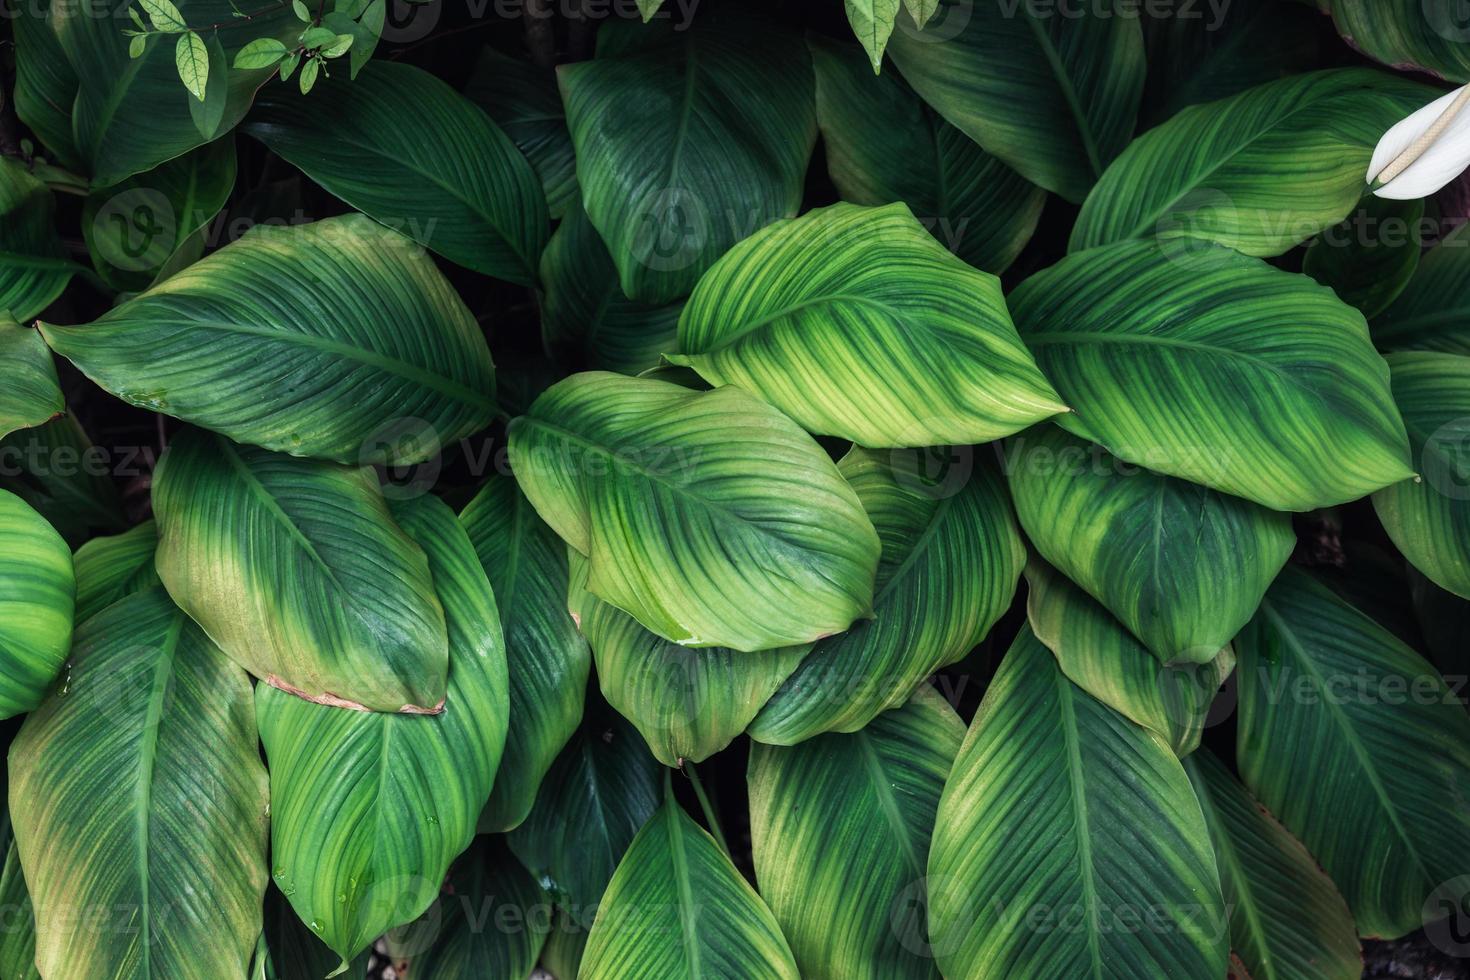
682,761 -> 730,859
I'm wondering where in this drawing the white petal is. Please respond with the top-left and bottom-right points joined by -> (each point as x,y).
1369,84 -> 1470,199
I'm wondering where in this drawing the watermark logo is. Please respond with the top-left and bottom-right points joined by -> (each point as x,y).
1424,0 -> 1470,43
1422,417 -> 1470,502
91,188 -> 176,273
360,416 -> 443,501
1423,876 -> 1470,957
632,187 -> 709,274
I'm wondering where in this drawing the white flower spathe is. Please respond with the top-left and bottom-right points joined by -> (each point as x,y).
1368,84 -> 1470,200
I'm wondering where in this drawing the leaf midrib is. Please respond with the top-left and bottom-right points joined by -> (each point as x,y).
1056,672 -> 1105,980
668,809 -> 704,978
252,124 -> 535,275
688,293 -> 899,353
216,437 -> 351,597
854,729 -> 925,879
513,415 -> 812,557
88,317 -> 495,411
1109,84 -> 1367,242
1258,599 -> 1433,888
133,610 -> 183,976
1021,10 -> 1102,179
1025,330 -> 1318,395
1191,769 -> 1276,980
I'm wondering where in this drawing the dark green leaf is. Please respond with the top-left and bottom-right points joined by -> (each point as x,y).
508,372 -> 880,652
887,0 -> 1145,202
461,472 -> 592,833
507,705 -> 661,910
42,214 -> 496,465
9,588 -> 270,980
926,625 -> 1229,978
750,446 -> 1024,743
748,686 -> 963,980
809,35 -> 1045,274
1007,424 -> 1293,663
1235,567 -> 1470,938
559,13 -> 816,303
153,428 -> 450,713
464,46 -> 577,220
1010,239 -> 1413,511
246,61 -> 547,284
669,202 -> 1065,448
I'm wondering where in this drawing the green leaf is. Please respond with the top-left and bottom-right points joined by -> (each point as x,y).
749,446 -> 1024,743
12,0 -> 83,171
0,841 -> 39,980
0,318 -> 63,439
0,488 -> 72,721
129,33 -> 147,59
176,30 -> 209,101
298,55 -> 319,93
748,686 -> 963,980
256,493 -> 509,965
141,0 -> 188,31
1374,224 -> 1470,354
292,0 -> 311,20
235,36 -> 290,68
1139,0 -> 1321,126
0,414 -> 127,547
394,837 -> 550,978
541,907 -> 592,979
902,0 -> 936,28
1007,424 -> 1294,663
54,0 -> 296,186
1327,0 -> 1470,82
886,0 -> 1144,203
580,791 -> 801,980
1025,559 -> 1235,757
635,0 -> 663,20
72,520 -> 161,623
153,428 -> 450,713
1303,196 -> 1424,319
1071,70 -> 1432,257
1010,238 -> 1414,511
460,473 -> 591,833
670,202 -> 1064,447
1235,567 -> 1470,938
279,50 -> 302,81
81,136 -> 237,292
263,884 -> 372,980
9,588 -> 270,980
809,35 -> 1045,275
41,214 -> 496,465
578,562 -> 806,766
508,372 -> 880,652
321,32 -> 353,57
346,0 -> 384,78
926,625 -> 1228,978
507,704 -> 661,909
246,60 -> 547,285
540,206 -> 683,376
299,25 -> 338,47
0,157 -> 73,321
844,0 -> 899,72
559,13 -> 816,303
1183,749 -> 1361,980
1373,351 -> 1470,600
464,46 -> 578,220
187,32 -> 230,139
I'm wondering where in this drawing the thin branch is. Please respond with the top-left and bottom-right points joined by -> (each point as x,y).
682,761 -> 731,859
